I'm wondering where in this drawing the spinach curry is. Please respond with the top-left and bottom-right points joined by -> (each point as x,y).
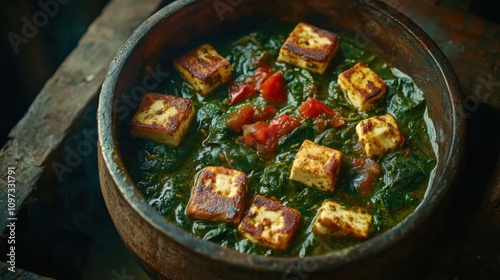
122,22 -> 437,257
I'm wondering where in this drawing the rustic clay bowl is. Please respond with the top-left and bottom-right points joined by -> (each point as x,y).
97,0 -> 465,279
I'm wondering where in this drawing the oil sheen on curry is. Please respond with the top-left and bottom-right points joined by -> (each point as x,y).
122,22 -> 437,257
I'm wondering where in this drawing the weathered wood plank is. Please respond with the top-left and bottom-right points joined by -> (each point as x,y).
397,0 -> 500,111
0,0 -> 163,233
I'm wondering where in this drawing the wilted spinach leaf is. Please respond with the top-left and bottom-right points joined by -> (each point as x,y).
205,115 -> 230,144
283,68 -> 316,106
197,102 -> 223,130
385,69 -> 425,118
372,150 -> 435,210
220,142 -> 261,173
260,163 -> 289,198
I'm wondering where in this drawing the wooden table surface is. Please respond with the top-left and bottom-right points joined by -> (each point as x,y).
0,0 -> 499,279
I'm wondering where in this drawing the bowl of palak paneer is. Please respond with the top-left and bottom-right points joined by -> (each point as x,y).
97,0 -> 465,279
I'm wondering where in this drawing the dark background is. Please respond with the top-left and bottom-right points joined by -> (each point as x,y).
0,0 -> 499,279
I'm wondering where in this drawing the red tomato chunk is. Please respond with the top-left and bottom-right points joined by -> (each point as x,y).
229,66 -> 272,104
260,72 -> 287,104
226,104 -> 278,132
226,104 -> 254,132
268,114 -> 301,137
229,84 -> 256,105
239,114 -> 301,155
299,97 -> 345,128
254,105 -> 278,121
351,158 -> 381,195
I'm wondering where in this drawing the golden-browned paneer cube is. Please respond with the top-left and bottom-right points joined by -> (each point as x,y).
289,140 -> 343,192
355,114 -> 405,158
130,92 -> 195,146
238,195 -> 301,251
338,62 -> 387,111
277,22 -> 339,74
186,166 -> 248,224
173,44 -> 231,95
313,200 -> 372,239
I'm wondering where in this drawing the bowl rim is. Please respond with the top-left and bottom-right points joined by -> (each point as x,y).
98,0 -> 465,273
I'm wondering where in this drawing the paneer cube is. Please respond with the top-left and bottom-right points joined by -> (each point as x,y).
130,92 -> 195,146
238,195 -> 301,251
277,22 -> 339,74
289,140 -> 343,192
186,166 -> 248,224
355,114 -> 405,158
173,43 -> 231,95
313,200 -> 372,239
338,62 -> 387,111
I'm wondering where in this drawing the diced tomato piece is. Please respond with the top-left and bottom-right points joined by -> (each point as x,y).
352,158 -> 381,195
299,97 -> 334,118
253,105 -> 278,121
299,97 -> 345,128
254,137 -> 278,156
229,66 -> 272,104
260,72 -> 287,104
253,66 -> 272,87
242,122 -> 270,142
239,114 -> 300,156
364,158 -> 381,173
357,173 -> 376,196
299,100 -> 315,119
230,83 -> 256,104
352,158 -> 366,168
226,104 -> 255,132
226,104 -> 278,132
268,114 -> 301,138
240,122 -> 276,155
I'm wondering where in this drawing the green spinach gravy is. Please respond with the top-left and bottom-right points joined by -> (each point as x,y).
122,23 -> 437,257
